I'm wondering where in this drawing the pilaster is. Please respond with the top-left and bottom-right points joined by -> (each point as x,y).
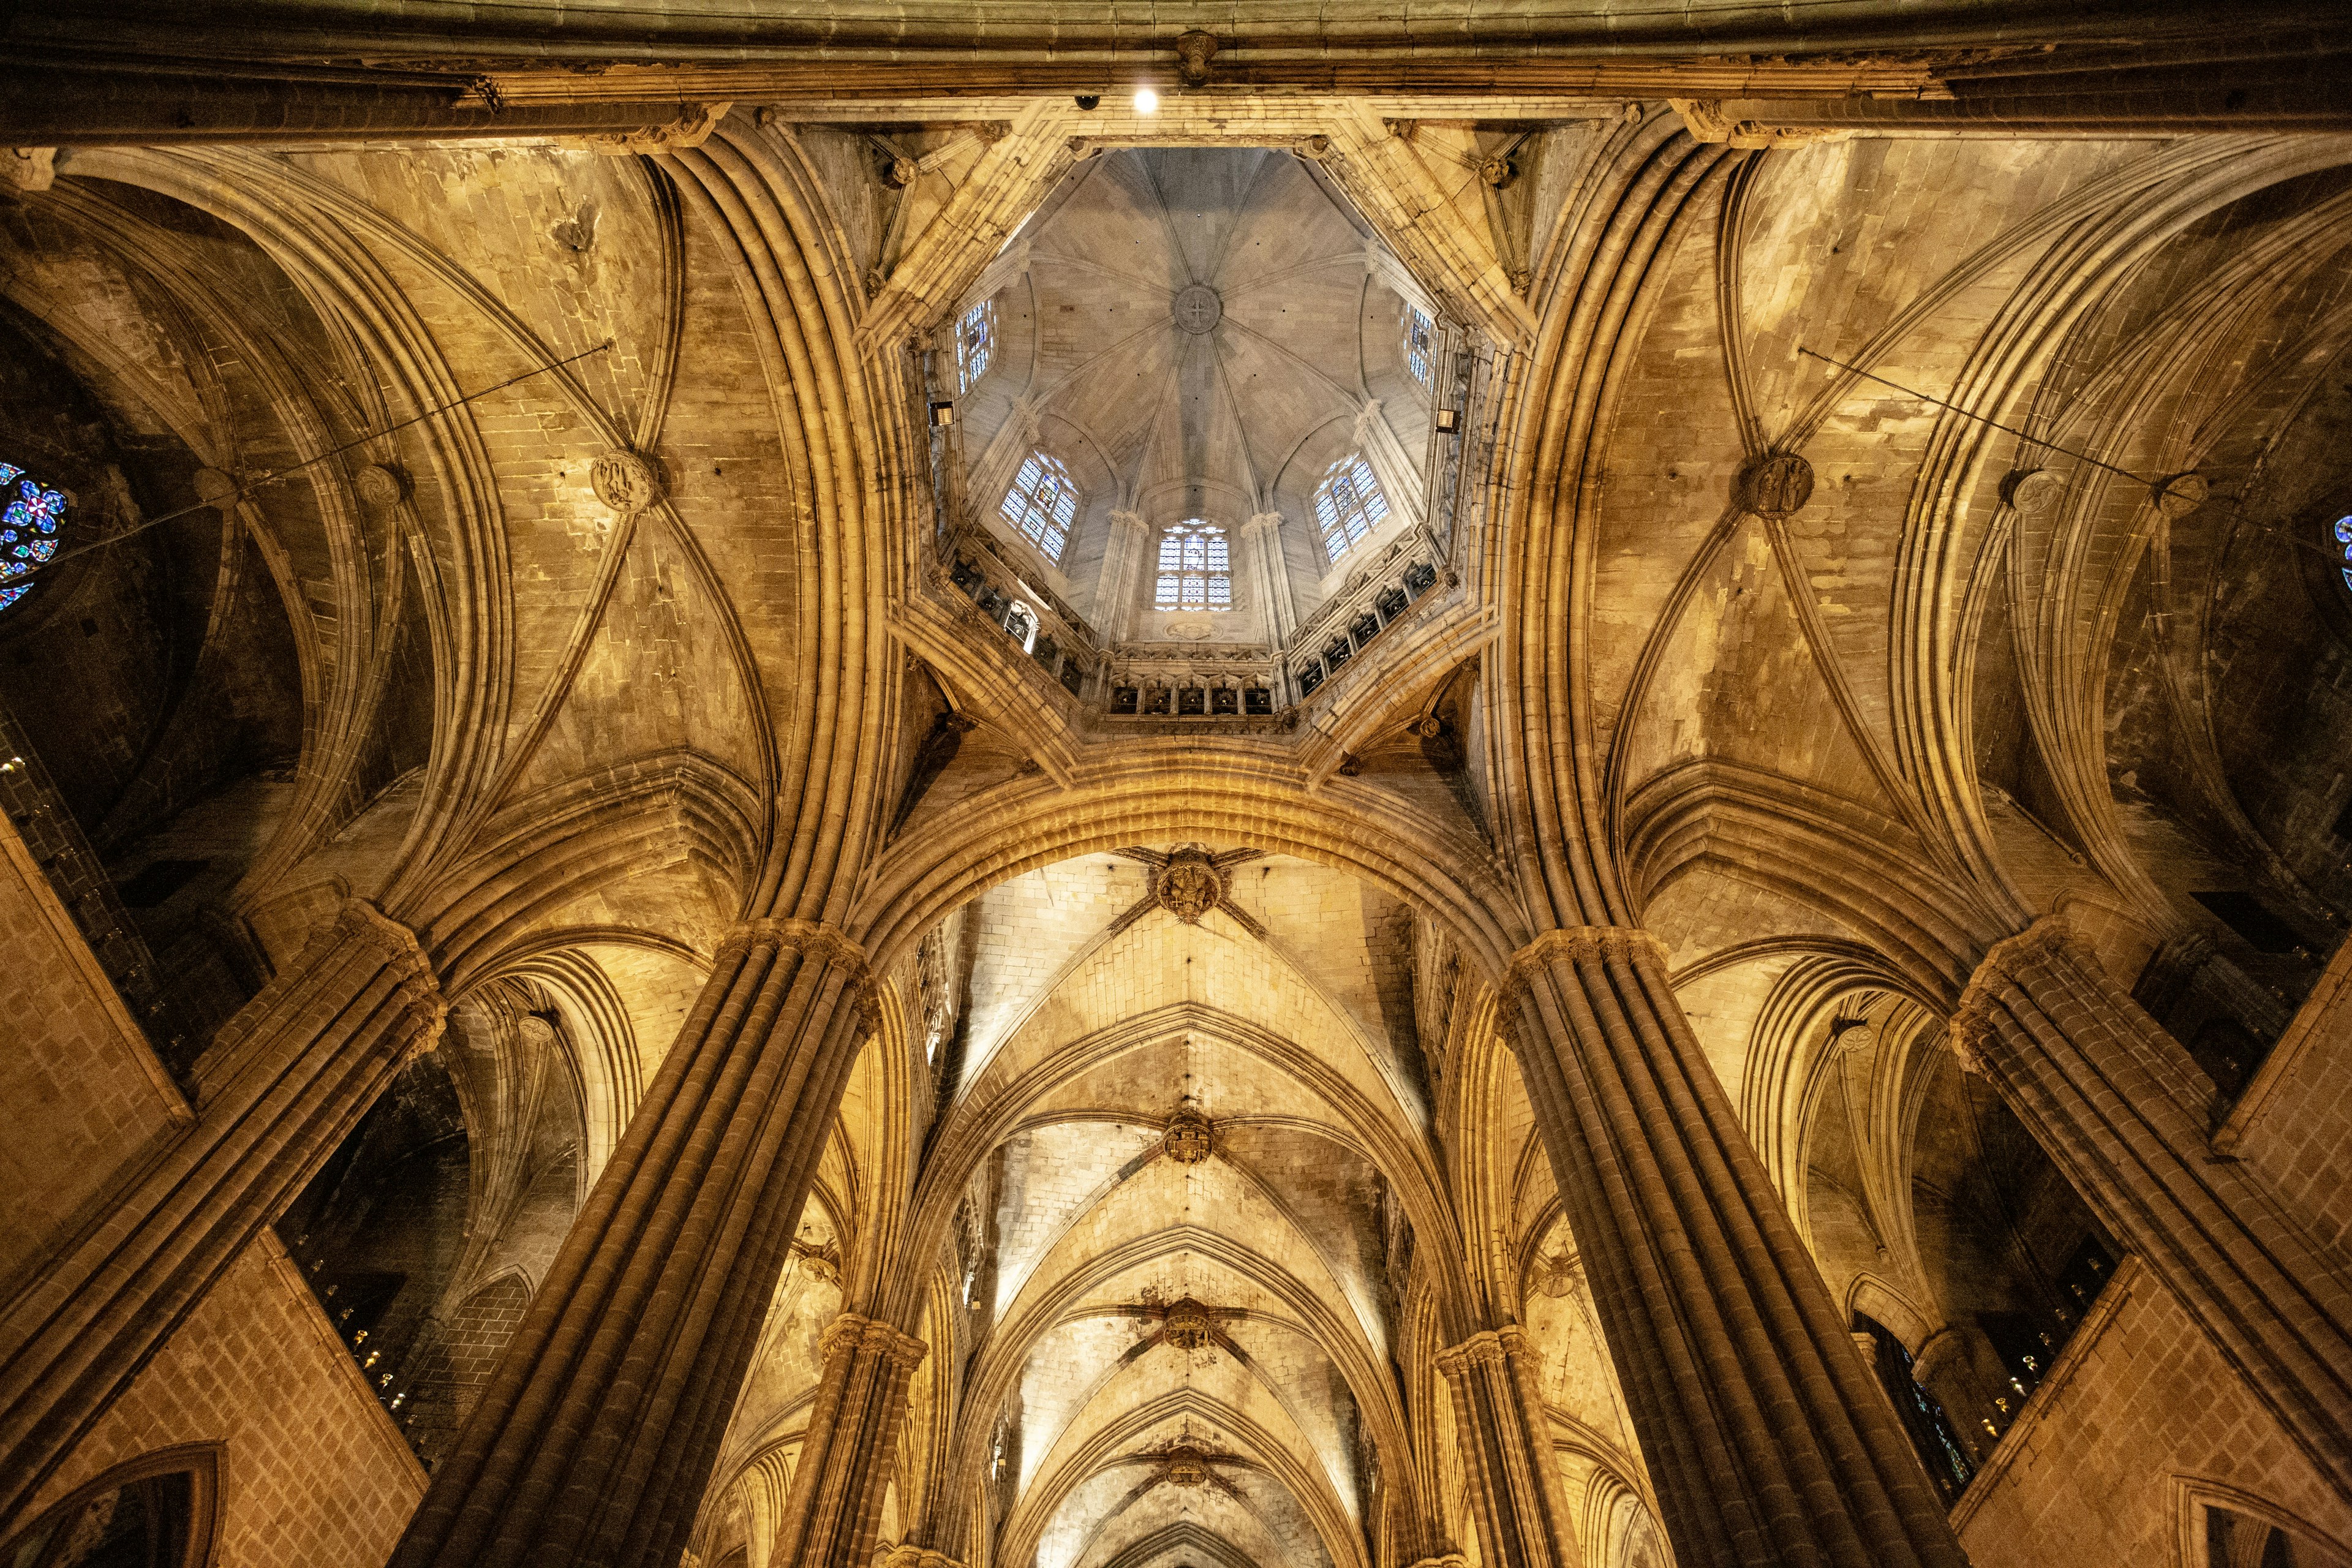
775,1313 -> 931,1568
1504,925 -> 1968,1568
1436,1325 -> 1578,1568
1950,916 -> 2352,1498
391,918 -> 881,1568
1239,510 -> 1297,646
1096,509 -> 1150,644
0,898 -> 445,1530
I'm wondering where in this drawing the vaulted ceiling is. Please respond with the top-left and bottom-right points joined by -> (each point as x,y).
954,148 -> 1436,646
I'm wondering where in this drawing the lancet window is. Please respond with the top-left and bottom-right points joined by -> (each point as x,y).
1404,304 -> 1435,390
1154,520 -> 1231,610
1313,453 -> 1390,562
1000,451 -> 1078,562
957,299 -> 995,391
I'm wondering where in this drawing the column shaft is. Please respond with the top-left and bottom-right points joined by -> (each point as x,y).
1240,510 -> 1297,647
391,919 -> 880,1568
1951,918 -> 2352,1496
1438,1327 -> 1578,1568
1096,510 -> 1150,644
1506,927 -> 1967,1568
772,1313 -> 927,1568
0,898 -> 445,1529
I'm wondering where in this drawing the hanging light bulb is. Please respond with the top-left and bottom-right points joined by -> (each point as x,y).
1134,87 -> 1159,114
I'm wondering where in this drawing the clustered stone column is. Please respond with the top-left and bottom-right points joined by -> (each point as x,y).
0,898 -> 445,1528
1506,927 -> 1967,1568
1237,511 -> 1297,645
1095,509 -> 1152,643
391,919 -> 880,1568
1950,917 -> 2352,1497
1437,1325 -> 1579,1568
771,1312 -> 930,1568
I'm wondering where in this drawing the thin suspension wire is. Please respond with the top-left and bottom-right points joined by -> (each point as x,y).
1795,343 -> 2164,488
6,339 -> 616,589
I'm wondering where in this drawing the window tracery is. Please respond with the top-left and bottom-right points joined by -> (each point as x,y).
1313,453 -> 1390,562
0,462 -> 67,610
1404,304 -> 1435,390
1154,520 -> 1231,610
1000,451 -> 1077,562
956,299 -> 995,391
2335,514 -> 2352,594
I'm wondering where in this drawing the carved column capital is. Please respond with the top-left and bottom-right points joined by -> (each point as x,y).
1436,1323 -> 1529,1376
819,1310 -> 929,1371
1503,925 -> 1670,995
1240,509 -> 1284,538
881,1550 -> 967,1568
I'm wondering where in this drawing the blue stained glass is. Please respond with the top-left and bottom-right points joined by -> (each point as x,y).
0,462 -> 67,612
2342,567 -> 2352,592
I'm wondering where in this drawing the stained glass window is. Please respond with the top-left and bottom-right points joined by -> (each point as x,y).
1000,451 -> 1078,562
957,300 -> 995,392
0,462 -> 67,611
1155,520 -> 1231,611
2335,514 -> 2351,595
1404,305 -> 1435,390
1314,453 -> 1390,562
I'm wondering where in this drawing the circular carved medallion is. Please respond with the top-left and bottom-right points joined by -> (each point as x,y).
1172,284 -> 1223,336
1166,1446 -> 1208,1485
1164,1298 -> 1213,1351
1164,617 -> 1213,641
1164,1105 -> 1213,1164
2002,467 -> 2063,516
592,450 -> 660,514
354,462 -> 409,510
1736,452 -> 1814,519
2152,470 -> 2208,519
1153,848 -> 1226,924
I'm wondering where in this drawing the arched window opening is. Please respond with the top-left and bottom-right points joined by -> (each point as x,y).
957,299 -> 996,392
1314,453 -> 1390,562
1854,1314 -> 1975,1504
1000,451 -> 1077,562
0,461 -> 69,610
1403,304 -> 1435,390
0,1445 -> 219,1568
1155,520 -> 1231,610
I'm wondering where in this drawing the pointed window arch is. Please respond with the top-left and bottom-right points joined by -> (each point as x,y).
0,462 -> 69,611
1313,453 -> 1390,562
1155,520 -> 1231,610
1404,304 -> 1436,390
956,299 -> 995,391
1000,451 -> 1078,562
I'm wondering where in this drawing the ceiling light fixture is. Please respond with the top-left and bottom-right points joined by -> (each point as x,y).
1134,86 -> 1159,114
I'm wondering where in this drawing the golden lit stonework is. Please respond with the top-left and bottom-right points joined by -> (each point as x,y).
1163,1104 -> 1213,1164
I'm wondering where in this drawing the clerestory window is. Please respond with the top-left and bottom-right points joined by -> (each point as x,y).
1000,451 -> 1078,562
957,299 -> 995,391
1154,520 -> 1231,611
1404,304 -> 1435,391
0,462 -> 69,611
1313,453 -> 1390,563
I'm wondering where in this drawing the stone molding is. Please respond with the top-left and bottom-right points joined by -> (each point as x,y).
326,899 -> 448,1050
1502,925 -> 1670,993
818,1311 -> 928,1371
1947,916 -> 2094,1072
717,918 -> 885,1036
1435,1324 -> 1528,1374
881,1548 -> 965,1568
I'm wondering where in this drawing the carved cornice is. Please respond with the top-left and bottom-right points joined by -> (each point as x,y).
820,1311 -> 929,1371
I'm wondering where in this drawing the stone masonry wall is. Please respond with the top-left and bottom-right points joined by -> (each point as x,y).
23,1228 -> 427,1568
1954,1259 -> 2352,1568
0,804 -> 186,1295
